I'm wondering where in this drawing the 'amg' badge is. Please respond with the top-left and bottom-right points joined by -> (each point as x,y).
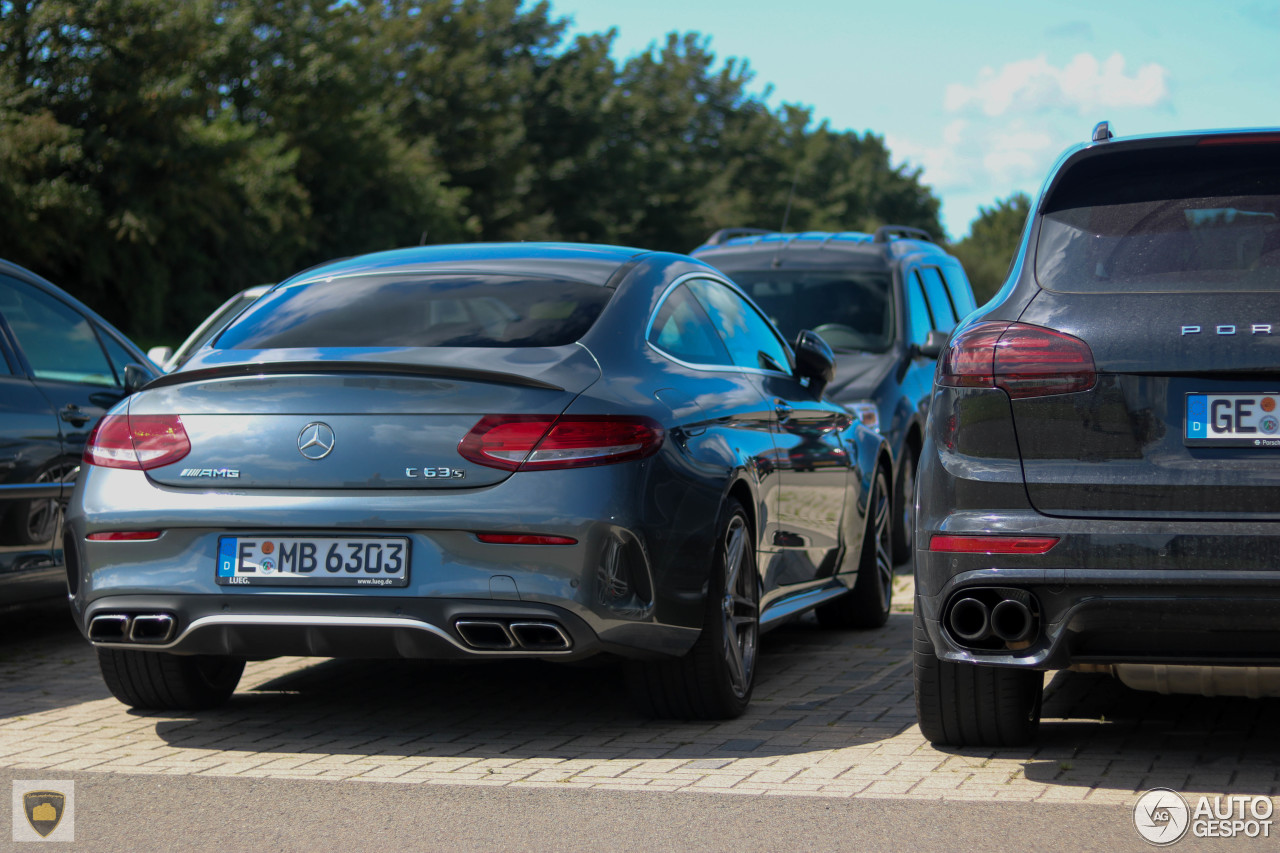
180,468 -> 240,478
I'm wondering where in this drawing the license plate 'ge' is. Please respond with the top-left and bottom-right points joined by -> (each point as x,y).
216,536 -> 410,587
1185,393 -> 1280,447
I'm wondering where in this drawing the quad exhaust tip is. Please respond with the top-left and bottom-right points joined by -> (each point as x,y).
88,612 -> 175,644
454,619 -> 571,652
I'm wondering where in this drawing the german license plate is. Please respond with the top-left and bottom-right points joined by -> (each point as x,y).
216,536 -> 410,587
1185,393 -> 1280,447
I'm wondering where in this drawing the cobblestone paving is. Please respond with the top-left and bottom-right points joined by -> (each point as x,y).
2,577 -> 1278,804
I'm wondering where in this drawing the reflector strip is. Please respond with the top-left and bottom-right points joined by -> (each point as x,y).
929,534 -> 1058,554
475,533 -> 578,545
86,531 -> 163,541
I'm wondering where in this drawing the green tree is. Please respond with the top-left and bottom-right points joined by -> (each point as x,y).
0,0 -> 311,337
951,192 -> 1032,305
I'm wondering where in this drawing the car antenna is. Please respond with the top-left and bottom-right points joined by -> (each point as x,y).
779,163 -> 800,233
420,230 -> 428,246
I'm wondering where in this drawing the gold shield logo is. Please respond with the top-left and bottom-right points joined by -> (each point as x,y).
23,790 -> 65,838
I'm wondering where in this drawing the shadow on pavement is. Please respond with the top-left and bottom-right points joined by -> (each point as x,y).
1017,671 -> 1280,793
147,613 -> 916,761
0,600 -> 111,717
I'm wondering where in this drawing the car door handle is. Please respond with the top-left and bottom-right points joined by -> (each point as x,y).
773,400 -> 793,421
59,404 -> 91,427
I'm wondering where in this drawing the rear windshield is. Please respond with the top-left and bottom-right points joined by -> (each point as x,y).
730,270 -> 894,352
1036,143 -> 1280,293
215,274 -> 613,349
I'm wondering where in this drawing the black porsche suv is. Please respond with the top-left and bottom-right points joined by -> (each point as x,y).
694,227 -> 977,565
914,124 -> 1280,746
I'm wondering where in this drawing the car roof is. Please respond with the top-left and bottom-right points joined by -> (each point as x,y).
284,243 -> 652,288
691,228 -> 951,271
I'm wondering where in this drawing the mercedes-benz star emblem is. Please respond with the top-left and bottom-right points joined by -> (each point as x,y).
298,423 -> 336,460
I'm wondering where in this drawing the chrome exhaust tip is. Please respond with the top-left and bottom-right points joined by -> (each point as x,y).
128,613 -> 175,644
88,614 -> 129,642
455,620 -> 516,650
509,621 -> 572,651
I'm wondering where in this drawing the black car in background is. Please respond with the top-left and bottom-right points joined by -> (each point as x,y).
694,227 -> 978,565
0,259 -> 156,605
914,124 -> 1280,746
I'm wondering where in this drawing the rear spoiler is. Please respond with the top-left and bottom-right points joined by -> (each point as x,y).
143,361 -> 564,392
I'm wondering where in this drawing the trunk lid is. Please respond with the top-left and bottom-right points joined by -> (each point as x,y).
132,346 -> 599,490
1013,290 -> 1280,517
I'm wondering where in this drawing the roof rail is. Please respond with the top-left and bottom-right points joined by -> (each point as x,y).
872,225 -> 934,244
703,227 -> 776,247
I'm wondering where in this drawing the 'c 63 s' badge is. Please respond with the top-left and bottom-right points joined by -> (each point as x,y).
405,467 -> 466,479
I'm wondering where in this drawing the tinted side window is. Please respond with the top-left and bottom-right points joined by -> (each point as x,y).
0,276 -> 116,386
687,278 -> 792,372
648,284 -> 734,367
919,267 -> 958,332
98,328 -> 143,383
943,264 -> 978,317
905,272 -> 934,346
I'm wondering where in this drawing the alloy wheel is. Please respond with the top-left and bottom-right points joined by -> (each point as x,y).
720,514 -> 759,698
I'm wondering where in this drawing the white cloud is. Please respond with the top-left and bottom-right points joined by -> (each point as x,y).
945,52 -> 1168,117
889,119 -> 1060,238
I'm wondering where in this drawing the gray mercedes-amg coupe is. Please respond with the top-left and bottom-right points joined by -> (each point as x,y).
66,243 -> 893,719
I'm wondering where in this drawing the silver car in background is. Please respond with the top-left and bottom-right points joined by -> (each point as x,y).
67,243 -> 893,719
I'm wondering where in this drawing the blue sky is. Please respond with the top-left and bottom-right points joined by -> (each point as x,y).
544,0 -> 1280,240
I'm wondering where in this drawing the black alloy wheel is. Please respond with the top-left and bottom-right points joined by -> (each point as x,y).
627,499 -> 759,719
818,466 -> 893,629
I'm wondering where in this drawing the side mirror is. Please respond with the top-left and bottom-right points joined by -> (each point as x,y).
123,363 -> 151,394
916,329 -> 950,360
146,346 -> 173,369
793,330 -> 836,398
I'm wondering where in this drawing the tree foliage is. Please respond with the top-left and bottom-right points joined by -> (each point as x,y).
951,192 -> 1032,306
0,0 -> 945,341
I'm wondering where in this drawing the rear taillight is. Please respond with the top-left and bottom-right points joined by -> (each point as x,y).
938,321 -> 1096,398
83,414 -> 191,470
458,415 -> 664,471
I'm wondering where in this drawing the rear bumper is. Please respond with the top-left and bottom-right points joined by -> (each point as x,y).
917,566 -> 1280,669
81,593 -> 694,661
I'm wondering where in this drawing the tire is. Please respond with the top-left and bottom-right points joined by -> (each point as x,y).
817,466 -> 893,629
97,648 -> 244,711
913,606 -> 1041,746
891,449 -> 916,564
628,499 -> 759,720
